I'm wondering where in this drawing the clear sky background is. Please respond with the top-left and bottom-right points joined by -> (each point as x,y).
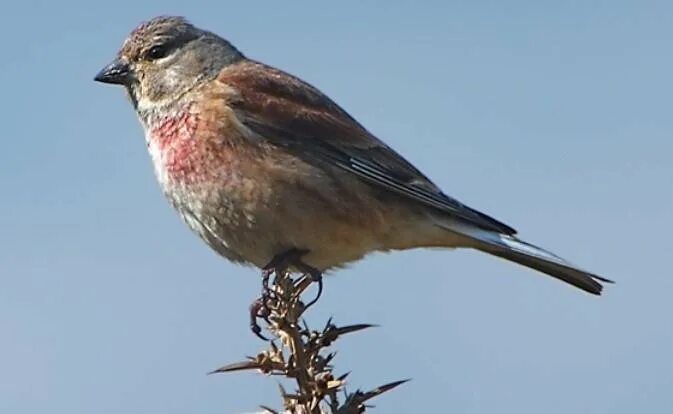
2,1 -> 672,413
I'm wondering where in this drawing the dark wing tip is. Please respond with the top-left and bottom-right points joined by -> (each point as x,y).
593,275 -> 615,284
571,271 -> 616,295
437,191 -> 518,235
584,272 -> 615,296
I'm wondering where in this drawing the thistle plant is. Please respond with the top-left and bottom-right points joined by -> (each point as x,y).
211,271 -> 408,413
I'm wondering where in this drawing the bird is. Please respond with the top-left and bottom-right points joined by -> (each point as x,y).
94,16 -> 612,300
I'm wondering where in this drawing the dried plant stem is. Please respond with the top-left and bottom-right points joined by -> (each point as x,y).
211,270 -> 408,413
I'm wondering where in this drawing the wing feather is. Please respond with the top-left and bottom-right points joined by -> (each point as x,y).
218,60 -> 517,235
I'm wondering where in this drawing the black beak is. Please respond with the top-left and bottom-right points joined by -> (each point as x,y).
94,58 -> 131,85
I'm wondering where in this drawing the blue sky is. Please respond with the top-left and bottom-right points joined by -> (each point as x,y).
2,1 -> 672,413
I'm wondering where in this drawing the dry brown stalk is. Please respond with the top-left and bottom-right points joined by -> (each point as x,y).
210,270 -> 408,413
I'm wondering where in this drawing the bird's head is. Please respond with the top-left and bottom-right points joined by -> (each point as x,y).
94,16 -> 243,112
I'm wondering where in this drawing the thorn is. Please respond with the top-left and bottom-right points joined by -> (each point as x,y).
359,378 -> 411,402
281,393 -> 301,401
337,371 -> 350,381
375,378 -> 411,394
258,405 -> 279,414
277,382 -> 288,397
207,360 -> 262,374
323,324 -> 377,343
324,352 -> 337,365
336,323 -> 378,335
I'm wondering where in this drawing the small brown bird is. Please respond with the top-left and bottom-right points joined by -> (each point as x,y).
95,16 -> 611,297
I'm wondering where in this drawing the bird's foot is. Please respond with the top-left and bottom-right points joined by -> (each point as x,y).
249,298 -> 269,341
258,248 -> 309,325
249,248 -> 323,340
262,248 -> 309,278
259,248 -> 307,310
293,261 -> 323,310
249,249 -> 308,340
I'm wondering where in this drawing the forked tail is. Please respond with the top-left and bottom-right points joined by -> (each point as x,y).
435,219 -> 613,295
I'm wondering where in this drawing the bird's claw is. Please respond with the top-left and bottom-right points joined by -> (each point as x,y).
249,298 -> 270,341
250,248 -> 324,340
294,261 -> 323,311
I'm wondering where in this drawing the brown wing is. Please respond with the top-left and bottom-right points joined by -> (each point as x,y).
218,60 -> 516,235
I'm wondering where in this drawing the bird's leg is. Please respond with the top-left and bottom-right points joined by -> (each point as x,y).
292,261 -> 323,311
249,298 -> 269,341
261,248 -> 309,288
260,248 -> 308,306
249,248 -> 310,340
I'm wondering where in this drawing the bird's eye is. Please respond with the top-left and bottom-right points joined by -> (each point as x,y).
146,44 -> 169,60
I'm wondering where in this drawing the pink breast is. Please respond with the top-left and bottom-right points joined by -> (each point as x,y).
149,108 -> 209,184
